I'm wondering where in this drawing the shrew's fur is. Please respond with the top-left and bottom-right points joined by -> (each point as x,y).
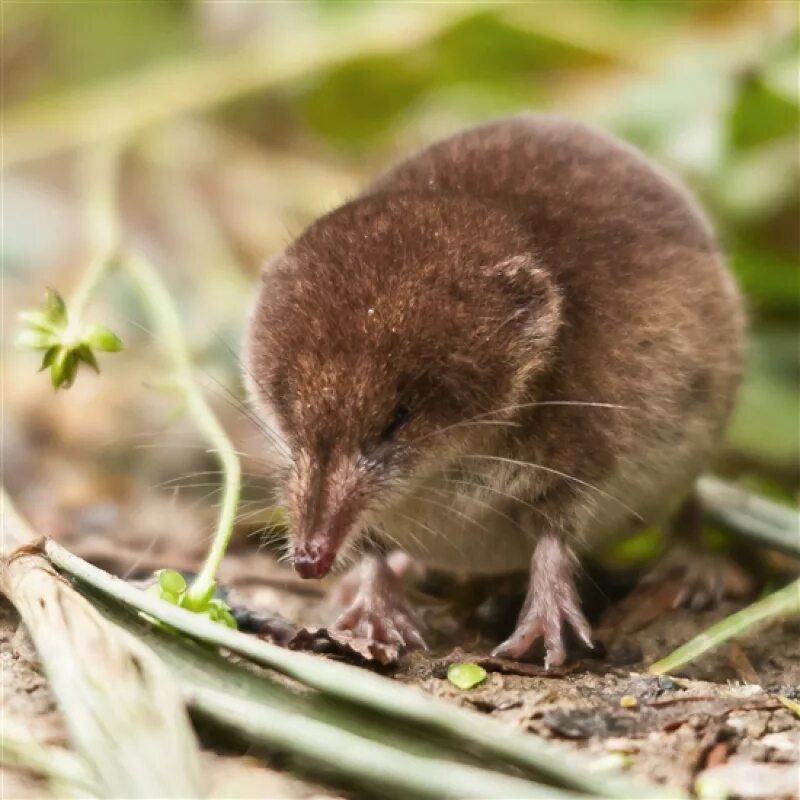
244,115 -> 744,577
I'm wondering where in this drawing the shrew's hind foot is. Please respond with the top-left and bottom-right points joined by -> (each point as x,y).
641,494 -> 753,611
641,541 -> 753,611
492,533 -> 592,669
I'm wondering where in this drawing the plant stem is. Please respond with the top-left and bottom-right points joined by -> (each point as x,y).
191,685 -> 574,800
122,253 -> 241,608
697,476 -> 800,557
649,578 -> 800,675
45,538 -> 676,799
68,143 -> 122,321
63,141 -> 240,605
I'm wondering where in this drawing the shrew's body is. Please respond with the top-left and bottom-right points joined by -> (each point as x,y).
245,116 -> 744,665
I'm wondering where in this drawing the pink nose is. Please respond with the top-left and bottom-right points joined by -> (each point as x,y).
293,540 -> 336,579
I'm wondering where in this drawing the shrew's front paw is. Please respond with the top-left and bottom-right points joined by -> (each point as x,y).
331,555 -> 426,651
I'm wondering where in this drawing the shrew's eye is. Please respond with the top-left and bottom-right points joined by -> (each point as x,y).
380,404 -> 412,442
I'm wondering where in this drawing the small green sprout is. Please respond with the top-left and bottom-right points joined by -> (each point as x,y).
447,662 -> 488,690
148,569 -> 238,629
16,288 -> 123,389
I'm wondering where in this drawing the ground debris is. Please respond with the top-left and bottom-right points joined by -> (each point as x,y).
286,627 -> 401,666
696,761 -> 800,799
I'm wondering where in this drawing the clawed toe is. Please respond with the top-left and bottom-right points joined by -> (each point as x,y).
330,555 -> 427,651
492,606 -> 589,668
332,604 -> 426,650
491,534 -> 593,668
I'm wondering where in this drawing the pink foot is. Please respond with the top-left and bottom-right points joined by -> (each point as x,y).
331,555 -> 426,650
642,543 -> 752,611
492,534 -> 592,668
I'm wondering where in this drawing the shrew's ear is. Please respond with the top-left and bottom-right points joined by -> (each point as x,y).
487,253 -> 563,356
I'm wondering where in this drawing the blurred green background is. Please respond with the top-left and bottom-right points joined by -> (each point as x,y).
3,0 -> 798,503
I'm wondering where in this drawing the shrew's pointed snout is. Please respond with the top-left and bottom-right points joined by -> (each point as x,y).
288,453 -> 369,579
293,537 -> 337,579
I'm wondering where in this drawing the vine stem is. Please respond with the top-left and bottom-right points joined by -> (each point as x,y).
122,253 -> 241,608
68,143 -> 122,322
63,141 -> 241,608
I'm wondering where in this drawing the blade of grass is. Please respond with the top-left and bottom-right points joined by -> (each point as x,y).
45,538 -> 677,799
77,581 -> 584,800
1,490 -> 205,799
649,578 -> 800,675
191,685 -> 576,800
697,476 -> 800,556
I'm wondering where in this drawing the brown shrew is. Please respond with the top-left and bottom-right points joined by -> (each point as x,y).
243,115 -> 744,667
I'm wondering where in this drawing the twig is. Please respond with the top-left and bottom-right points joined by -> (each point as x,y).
45,538 -> 677,799
0,490 -> 205,798
649,578 -> 800,675
697,476 -> 800,557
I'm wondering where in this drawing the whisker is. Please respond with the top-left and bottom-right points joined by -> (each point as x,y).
121,316 -> 291,459
200,371 -> 291,459
150,470 -> 270,490
411,491 -> 495,539
422,483 -> 536,542
439,474 -> 553,527
389,510 -> 436,554
415,400 -> 631,444
457,454 -> 643,521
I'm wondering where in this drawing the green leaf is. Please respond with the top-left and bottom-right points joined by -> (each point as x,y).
728,72 -> 799,152
75,344 -> 100,373
60,351 -> 79,389
447,663 -> 487,690
84,324 -> 123,352
157,569 -> 187,596
19,310 -> 59,334
45,288 -> 67,327
159,590 -> 180,606
39,346 -> 60,372
50,348 -> 75,389
15,329 -> 57,350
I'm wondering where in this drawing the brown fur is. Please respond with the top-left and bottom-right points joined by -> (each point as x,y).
244,115 -> 744,580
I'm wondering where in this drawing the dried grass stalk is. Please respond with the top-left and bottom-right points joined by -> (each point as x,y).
1,489 -> 205,799
0,716 -> 96,798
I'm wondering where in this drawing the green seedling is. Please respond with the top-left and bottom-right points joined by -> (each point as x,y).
149,569 -> 237,629
17,289 -> 123,389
